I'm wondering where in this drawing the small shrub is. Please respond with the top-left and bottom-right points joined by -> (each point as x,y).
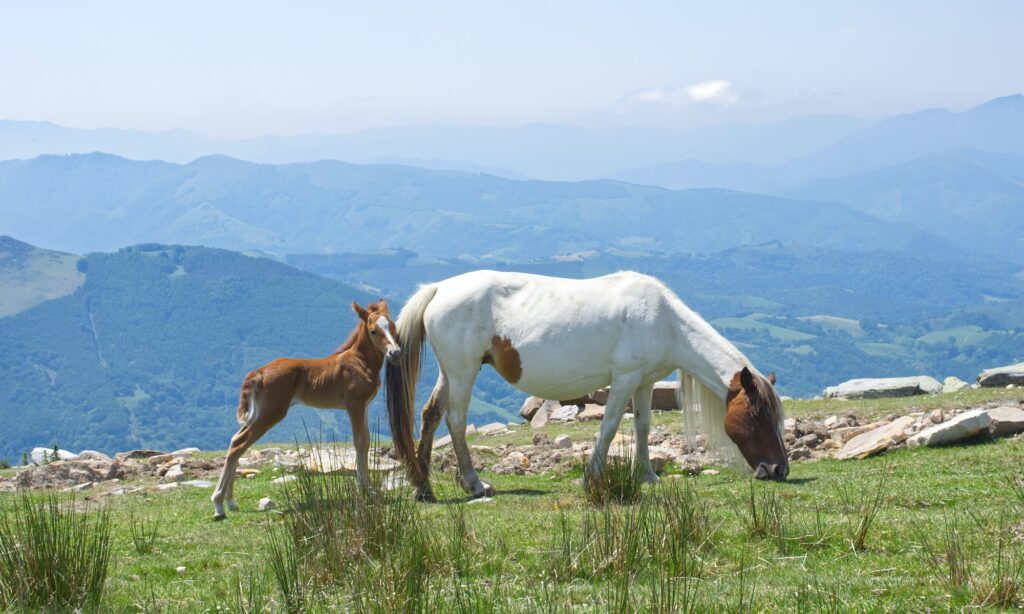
0,460 -> 9,470
0,492 -> 112,612
128,513 -> 160,554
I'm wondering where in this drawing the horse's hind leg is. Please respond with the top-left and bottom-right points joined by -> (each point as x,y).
632,381 -> 659,484
212,397 -> 285,520
444,370 -> 493,498
347,401 -> 372,491
413,372 -> 448,502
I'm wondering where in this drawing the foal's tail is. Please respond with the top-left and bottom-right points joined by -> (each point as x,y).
236,371 -> 262,427
385,283 -> 439,484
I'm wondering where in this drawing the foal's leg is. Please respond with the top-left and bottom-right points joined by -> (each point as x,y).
347,402 -> 372,491
444,372 -> 493,498
413,373 -> 448,502
585,372 -> 641,488
632,381 -> 659,484
212,399 -> 285,519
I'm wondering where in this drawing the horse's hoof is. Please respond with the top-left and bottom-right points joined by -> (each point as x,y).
414,487 -> 436,503
213,514 -> 227,522
476,482 -> 495,498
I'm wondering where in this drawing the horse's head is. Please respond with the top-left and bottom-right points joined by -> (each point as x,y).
725,367 -> 788,481
353,299 -> 402,364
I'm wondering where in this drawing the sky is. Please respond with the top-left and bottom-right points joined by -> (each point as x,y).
1,1 -> 1022,138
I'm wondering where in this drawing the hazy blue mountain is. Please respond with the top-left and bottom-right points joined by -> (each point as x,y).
0,153 -> 961,261
790,150 -> 1024,262
776,94 -> 1024,183
0,114 -> 870,180
608,159 -> 777,191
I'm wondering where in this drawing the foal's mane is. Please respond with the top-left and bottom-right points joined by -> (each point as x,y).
332,303 -> 383,355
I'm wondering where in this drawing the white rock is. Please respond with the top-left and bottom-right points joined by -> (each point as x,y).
553,435 -> 573,449
577,404 -> 605,422
477,422 -> 508,436
164,465 -> 185,482
271,475 -> 297,484
987,406 -> 1024,438
549,404 -> 580,422
530,399 -> 560,428
942,376 -> 970,394
176,566 -> 187,575
507,451 -> 530,469
824,376 -> 942,399
518,396 -> 544,421
927,409 -> 945,424
783,418 -> 797,432
434,434 -> 453,449
908,409 -> 990,448
700,469 -> 719,476
835,416 -> 915,460
157,483 -> 178,491
977,362 -> 1024,387
30,447 -> 79,465
258,497 -> 275,512
180,480 -> 213,488
650,381 -> 681,410
76,450 -> 112,461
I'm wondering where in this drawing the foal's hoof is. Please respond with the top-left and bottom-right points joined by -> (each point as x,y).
414,486 -> 436,503
213,514 -> 227,522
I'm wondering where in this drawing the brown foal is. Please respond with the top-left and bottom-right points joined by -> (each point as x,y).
212,300 -> 401,520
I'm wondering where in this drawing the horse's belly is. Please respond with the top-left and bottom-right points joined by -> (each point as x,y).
510,346 -> 613,400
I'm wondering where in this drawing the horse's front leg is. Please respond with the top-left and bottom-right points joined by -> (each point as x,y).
632,381 -> 659,484
348,402 -> 373,492
445,374 -> 493,498
585,373 -> 641,489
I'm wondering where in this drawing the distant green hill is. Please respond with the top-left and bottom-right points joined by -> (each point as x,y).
0,235 -> 83,317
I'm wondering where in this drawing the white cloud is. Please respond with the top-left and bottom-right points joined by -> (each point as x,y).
624,80 -> 739,107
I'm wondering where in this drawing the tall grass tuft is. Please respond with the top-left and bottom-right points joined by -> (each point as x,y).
0,492 -> 112,613
834,466 -> 889,552
128,513 -> 160,555
233,569 -> 271,614
582,443 -> 647,505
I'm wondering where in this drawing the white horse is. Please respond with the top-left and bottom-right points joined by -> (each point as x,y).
385,270 -> 787,501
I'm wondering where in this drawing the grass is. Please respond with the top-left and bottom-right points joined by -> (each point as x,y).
1,390 -> 1024,610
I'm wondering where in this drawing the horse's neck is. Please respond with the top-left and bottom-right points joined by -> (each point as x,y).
668,303 -> 750,398
339,327 -> 383,373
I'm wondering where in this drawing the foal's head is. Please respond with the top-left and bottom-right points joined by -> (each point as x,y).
353,299 -> 402,364
725,367 -> 789,481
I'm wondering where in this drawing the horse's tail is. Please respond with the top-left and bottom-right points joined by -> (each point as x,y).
385,283 -> 439,484
236,371 -> 262,426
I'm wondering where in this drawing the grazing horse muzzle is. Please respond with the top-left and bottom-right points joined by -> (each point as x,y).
386,348 -> 402,364
754,461 -> 789,482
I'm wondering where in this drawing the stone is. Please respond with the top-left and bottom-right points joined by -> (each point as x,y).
532,432 -> 550,446
148,448 -> 202,465
258,497 -> 275,512
530,400 -> 560,428
176,566 -> 187,575
553,435 -> 573,449
783,418 -> 797,432
796,433 -> 820,448
647,446 -> 675,473
507,451 -> 530,469
651,381 -> 681,410
942,376 -> 970,394
180,480 -> 213,488
477,422 -> 508,436
304,448 -> 400,474
835,416 -> 915,460
271,475 -> 297,484
823,376 -> 943,399
577,404 -> 605,422
592,387 -> 610,405
832,422 -> 887,443
700,469 -> 719,476
789,448 -> 812,460
927,409 -> 945,424
986,406 -> 1024,438
30,447 -> 78,465
908,409 -> 990,448
157,483 -> 178,491
237,468 -> 259,478
114,450 -> 165,462
518,396 -> 544,421
76,450 -> 112,461
164,465 -> 185,482
15,459 -> 130,489
549,404 -> 580,422
977,362 -> 1024,387
434,434 -> 453,449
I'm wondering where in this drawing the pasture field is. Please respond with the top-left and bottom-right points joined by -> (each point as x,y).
2,388 -> 1024,612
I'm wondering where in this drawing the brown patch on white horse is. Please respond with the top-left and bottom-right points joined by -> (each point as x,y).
724,367 -> 788,481
483,335 -> 522,384
211,299 -> 401,520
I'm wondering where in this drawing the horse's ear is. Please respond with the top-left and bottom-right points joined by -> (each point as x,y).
378,297 -> 388,312
767,371 -> 777,386
740,366 -> 759,399
352,301 -> 369,321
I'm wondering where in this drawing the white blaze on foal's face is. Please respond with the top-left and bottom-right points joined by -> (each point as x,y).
375,315 -> 402,363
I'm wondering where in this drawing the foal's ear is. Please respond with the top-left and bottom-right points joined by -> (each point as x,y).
767,371 -> 777,386
377,297 -> 388,312
352,301 -> 369,321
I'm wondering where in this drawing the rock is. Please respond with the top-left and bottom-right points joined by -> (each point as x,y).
468,497 -> 494,505
30,447 -> 79,465
164,465 -> 185,482
592,387 -> 610,405
76,450 -> 112,461
651,381 -> 681,410
824,376 -> 943,399
977,362 -> 1024,387
519,396 -> 544,421
67,481 -> 94,492
15,459 -> 129,489
789,447 -> 812,461
258,497 -> 275,512
271,475 -> 297,484
942,376 -> 970,394
783,417 -> 797,432
532,433 -> 550,446
577,404 -> 606,422
530,400 -> 560,428
176,566 -> 187,575
180,480 -> 213,489
507,451 -> 530,469
796,434 -> 820,448
549,404 -> 580,422
304,448 -> 400,474
835,416 -> 916,460
987,405 -> 1024,438
157,483 -> 178,491
927,409 -> 945,424
908,409 -> 990,448
477,422 -> 508,436
114,449 -> 165,462
434,434 -> 453,449
553,435 -> 573,449
832,422 -> 886,443
700,469 -> 719,476
647,446 -> 675,473
148,448 -> 202,465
